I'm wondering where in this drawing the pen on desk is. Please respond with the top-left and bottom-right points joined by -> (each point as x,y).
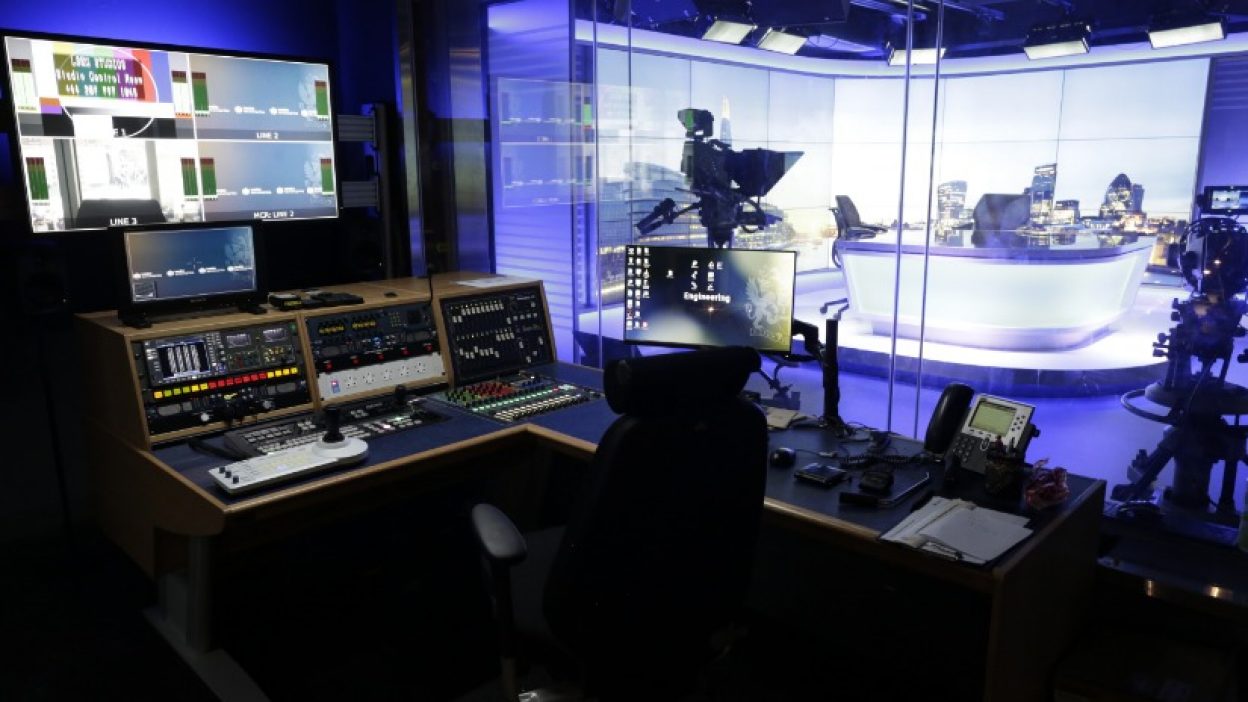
910,489 -> 935,512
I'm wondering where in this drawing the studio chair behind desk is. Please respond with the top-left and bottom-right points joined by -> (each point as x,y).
970,193 -> 1029,248
830,195 -> 887,268
471,347 -> 768,701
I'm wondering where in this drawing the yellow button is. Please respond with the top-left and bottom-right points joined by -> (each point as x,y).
291,367 -> 299,374
173,388 -> 182,396
154,391 -> 164,399
266,371 -> 275,378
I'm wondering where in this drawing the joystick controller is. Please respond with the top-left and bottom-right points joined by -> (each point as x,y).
321,406 -> 345,444
315,405 -> 368,462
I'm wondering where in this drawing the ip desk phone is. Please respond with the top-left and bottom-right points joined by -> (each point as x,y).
924,383 -> 1038,473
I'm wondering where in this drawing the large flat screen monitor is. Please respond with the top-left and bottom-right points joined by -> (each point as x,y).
3,32 -> 338,233
119,223 -> 262,321
623,245 -> 797,353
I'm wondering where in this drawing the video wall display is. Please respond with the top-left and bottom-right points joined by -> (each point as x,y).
4,34 -> 339,232
584,48 -> 1209,287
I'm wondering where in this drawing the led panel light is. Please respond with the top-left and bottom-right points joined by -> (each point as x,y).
758,28 -> 806,54
887,46 -> 945,66
1149,20 -> 1225,49
1023,38 -> 1089,59
703,19 -> 755,44
1023,22 -> 1091,60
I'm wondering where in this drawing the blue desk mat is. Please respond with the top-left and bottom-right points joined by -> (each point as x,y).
152,404 -> 508,506
762,427 -> 1099,538
524,364 -> 618,445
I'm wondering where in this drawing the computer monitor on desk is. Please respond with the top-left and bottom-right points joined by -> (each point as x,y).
117,223 -> 266,326
622,245 -> 797,353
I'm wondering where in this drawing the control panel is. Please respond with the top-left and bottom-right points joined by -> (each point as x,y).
439,286 -> 552,384
305,302 -> 446,403
134,321 -> 310,436
223,390 -> 448,456
433,372 -> 599,423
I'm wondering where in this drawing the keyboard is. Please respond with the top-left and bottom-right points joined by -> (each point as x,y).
210,442 -> 366,495
223,397 -> 447,457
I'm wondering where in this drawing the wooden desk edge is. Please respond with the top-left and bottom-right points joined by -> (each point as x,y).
221,424 -> 534,513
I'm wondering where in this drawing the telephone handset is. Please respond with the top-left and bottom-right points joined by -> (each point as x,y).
925,383 -> 1038,474
924,382 -> 974,454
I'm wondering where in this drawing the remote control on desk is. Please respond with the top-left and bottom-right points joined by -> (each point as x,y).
210,441 -> 366,495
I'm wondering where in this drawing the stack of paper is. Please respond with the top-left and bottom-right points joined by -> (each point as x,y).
881,497 -> 1032,564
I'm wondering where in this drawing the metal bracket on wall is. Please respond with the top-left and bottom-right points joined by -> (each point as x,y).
338,108 -> 397,276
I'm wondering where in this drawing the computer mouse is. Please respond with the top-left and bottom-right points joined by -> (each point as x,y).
769,447 -> 797,469
384,291 -> 398,298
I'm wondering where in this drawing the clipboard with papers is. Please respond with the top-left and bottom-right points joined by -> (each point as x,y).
880,497 -> 1033,565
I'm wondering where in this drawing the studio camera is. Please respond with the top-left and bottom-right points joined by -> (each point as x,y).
1115,185 -> 1248,521
1158,189 -> 1248,386
636,108 -> 802,248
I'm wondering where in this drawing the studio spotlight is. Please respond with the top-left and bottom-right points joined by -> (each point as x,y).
703,18 -> 755,44
887,46 -> 945,66
758,28 -> 806,54
1149,13 -> 1225,49
1023,21 -> 1091,60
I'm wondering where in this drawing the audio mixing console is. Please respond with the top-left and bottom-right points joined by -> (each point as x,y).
134,321 -> 310,436
440,285 -> 552,384
432,372 -> 600,422
305,301 -> 446,402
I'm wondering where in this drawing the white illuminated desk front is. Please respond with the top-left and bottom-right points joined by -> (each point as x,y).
839,233 -> 1153,351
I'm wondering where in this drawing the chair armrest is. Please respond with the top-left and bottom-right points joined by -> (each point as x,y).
471,503 -> 528,566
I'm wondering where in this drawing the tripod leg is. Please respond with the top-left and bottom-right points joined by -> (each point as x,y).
1217,440 -> 1243,515
1113,428 -> 1178,502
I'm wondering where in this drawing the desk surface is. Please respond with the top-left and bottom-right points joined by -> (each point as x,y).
146,361 -> 1100,574
92,358 -> 1103,702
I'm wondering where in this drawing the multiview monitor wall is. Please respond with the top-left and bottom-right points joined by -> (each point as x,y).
3,32 -> 339,233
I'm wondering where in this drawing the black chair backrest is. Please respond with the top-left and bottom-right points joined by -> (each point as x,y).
836,195 -> 864,227
971,193 -> 1030,247
830,206 -> 849,236
543,348 -> 767,691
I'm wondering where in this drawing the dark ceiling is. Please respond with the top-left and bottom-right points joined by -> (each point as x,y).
581,0 -> 1248,60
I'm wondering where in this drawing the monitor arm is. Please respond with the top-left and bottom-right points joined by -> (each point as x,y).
789,318 -> 847,435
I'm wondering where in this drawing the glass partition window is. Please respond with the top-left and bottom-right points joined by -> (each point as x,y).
486,0 -> 1247,549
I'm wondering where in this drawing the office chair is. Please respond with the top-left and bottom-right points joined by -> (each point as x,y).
830,195 -> 887,268
970,193 -> 1029,248
471,347 -> 768,701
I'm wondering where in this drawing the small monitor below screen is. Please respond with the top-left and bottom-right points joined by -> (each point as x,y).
118,224 -> 264,326
623,245 -> 797,353
1203,186 -> 1248,215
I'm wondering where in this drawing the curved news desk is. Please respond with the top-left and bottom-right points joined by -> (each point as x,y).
839,233 -> 1153,351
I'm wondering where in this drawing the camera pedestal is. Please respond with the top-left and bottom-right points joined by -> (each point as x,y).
1114,381 -> 1248,531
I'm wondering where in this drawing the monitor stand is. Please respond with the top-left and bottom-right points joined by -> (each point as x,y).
117,302 -> 267,329
118,312 -> 153,329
